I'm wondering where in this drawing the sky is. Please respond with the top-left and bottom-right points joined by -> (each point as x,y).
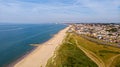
0,0 -> 120,23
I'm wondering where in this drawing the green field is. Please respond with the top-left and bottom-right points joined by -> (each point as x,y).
110,56 -> 120,67
46,33 -> 120,67
72,33 -> 120,67
46,33 -> 98,67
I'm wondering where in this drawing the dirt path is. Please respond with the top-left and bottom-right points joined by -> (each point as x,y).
107,54 -> 120,67
67,33 -> 120,67
75,39 -> 105,67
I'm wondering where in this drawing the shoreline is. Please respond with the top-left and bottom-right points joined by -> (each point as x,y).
13,26 -> 69,67
7,46 -> 37,67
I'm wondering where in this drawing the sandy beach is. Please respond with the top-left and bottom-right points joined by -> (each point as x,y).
14,26 -> 69,67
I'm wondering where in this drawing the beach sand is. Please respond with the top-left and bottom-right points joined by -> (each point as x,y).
14,26 -> 69,67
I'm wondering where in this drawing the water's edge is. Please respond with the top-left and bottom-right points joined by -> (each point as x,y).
5,24 -> 67,67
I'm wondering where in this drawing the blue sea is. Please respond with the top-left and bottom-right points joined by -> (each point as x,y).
0,23 -> 66,67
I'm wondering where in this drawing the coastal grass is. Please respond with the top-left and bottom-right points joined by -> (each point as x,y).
46,33 -> 98,67
80,35 -> 118,47
72,33 -> 120,66
46,32 -> 120,67
110,55 -> 120,67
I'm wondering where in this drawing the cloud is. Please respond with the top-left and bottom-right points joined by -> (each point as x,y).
0,0 -> 120,23
75,0 -> 120,15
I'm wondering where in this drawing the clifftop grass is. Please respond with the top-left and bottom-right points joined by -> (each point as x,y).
46,33 -> 98,67
72,33 -> 120,67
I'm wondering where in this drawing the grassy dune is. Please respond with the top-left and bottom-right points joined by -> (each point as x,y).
46,33 -> 98,67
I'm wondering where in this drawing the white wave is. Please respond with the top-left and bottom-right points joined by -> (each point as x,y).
0,28 -> 24,32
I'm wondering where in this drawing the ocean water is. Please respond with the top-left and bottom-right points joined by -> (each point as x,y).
0,23 -> 66,67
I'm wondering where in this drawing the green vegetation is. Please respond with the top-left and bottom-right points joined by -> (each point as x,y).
99,50 -> 120,54
111,56 -> 120,67
46,33 -> 98,67
106,28 -> 118,32
46,32 -> 120,67
80,34 -> 117,46
72,33 -> 120,67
